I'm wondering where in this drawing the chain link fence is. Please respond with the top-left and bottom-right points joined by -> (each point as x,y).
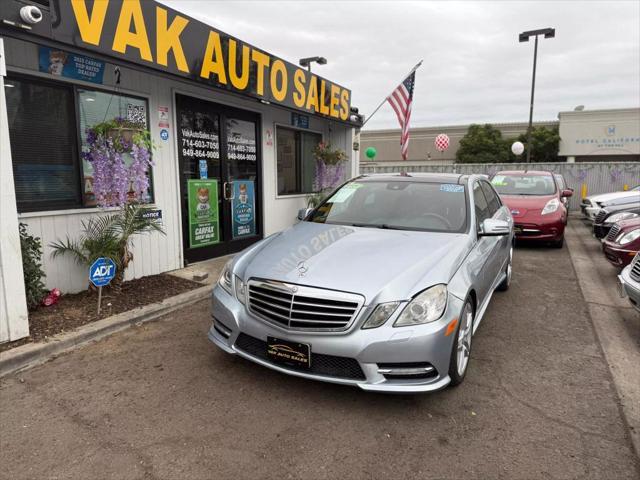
359,162 -> 639,210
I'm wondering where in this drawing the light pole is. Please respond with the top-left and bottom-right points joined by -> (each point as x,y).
519,28 -> 555,163
299,56 -> 327,72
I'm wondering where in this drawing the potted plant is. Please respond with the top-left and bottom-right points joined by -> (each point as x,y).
312,142 -> 347,193
83,117 -> 153,207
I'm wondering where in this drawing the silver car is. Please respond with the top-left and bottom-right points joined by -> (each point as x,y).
209,173 -> 514,393
619,253 -> 640,312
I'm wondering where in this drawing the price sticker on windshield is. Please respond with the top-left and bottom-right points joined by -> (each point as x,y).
331,183 -> 363,203
440,184 -> 464,193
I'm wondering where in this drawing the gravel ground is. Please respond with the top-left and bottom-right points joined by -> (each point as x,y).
1,231 -> 639,480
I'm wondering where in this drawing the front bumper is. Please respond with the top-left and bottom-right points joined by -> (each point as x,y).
602,240 -> 637,268
619,267 -> 640,312
581,204 -> 599,221
208,284 -> 464,393
513,217 -> 565,242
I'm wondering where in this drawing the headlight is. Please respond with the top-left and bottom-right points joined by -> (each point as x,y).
394,285 -> 447,327
617,228 -> 640,246
361,302 -> 400,329
234,275 -> 247,304
541,198 -> 560,215
606,212 -> 639,224
218,260 -> 233,295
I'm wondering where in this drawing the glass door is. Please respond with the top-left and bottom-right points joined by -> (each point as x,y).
176,94 -> 262,265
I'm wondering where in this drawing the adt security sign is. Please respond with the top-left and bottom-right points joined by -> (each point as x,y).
89,257 -> 116,287
160,129 -> 169,141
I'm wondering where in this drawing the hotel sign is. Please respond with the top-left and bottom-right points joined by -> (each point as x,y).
3,0 -> 352,122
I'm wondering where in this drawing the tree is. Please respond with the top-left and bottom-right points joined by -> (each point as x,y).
510,126 -> 560,163
455,124 -> 510,164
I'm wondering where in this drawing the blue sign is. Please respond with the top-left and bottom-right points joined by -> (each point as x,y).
38,47 -> 105,84
199,159 -> 208,179
89,257 -> 116,287
291,112 -> 310,129
231,180 -> 256,238
160,129 -> 169,141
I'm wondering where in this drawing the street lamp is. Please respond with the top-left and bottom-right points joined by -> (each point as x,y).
299,56 -> 327,72
519,27 -> 555,163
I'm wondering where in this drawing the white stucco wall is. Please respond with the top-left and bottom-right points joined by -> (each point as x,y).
2,37 -> 356,298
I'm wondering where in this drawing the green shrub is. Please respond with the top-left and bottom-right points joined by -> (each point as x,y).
19,223 -> 46,309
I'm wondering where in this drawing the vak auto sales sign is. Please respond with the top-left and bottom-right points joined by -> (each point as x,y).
35,0 -> 352,122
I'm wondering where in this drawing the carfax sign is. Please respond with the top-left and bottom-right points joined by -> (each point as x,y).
187,179 -> 219,248
231,180 -> 256,238
27,0 -> 352,123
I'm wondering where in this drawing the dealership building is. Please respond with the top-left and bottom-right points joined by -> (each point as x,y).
361,108 -> 640,165
0,0 -> 361,342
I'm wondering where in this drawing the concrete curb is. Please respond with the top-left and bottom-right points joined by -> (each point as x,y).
0,284 -> 212,378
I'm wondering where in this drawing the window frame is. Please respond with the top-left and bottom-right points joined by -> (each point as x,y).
473,181 -> 491,233
6,71 -> 154,213
480,180 -> 502,217
75,85 -> 153,206
6,72 -> 83,213
274,124 -> 323,198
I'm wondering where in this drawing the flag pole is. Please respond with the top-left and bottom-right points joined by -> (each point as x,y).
360,60 -> 423,128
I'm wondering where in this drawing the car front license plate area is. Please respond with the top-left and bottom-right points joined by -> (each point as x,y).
267,336 -> 311,369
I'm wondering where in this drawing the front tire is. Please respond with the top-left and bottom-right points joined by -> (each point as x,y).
448,298 -> 474,387
552,236 -> 564,248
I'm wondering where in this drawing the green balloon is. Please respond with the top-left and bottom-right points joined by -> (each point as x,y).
365,147 -> 377,159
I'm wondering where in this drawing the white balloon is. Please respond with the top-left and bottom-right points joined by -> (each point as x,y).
511,141 -> 525,156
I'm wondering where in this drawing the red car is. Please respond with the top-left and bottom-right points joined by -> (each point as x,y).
602,217 -> 640,267
491,170 -> 573,247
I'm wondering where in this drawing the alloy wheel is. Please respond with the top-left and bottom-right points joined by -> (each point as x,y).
456,303 -> 474,376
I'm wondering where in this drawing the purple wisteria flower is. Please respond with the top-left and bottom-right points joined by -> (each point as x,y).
84,121 -> 153,207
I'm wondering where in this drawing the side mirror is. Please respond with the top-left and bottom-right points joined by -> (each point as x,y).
297,208 -> 313,221
561,189 -> 573,198
479,218 -> 510,236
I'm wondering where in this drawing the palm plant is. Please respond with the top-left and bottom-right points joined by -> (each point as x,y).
50,204 -> 164,289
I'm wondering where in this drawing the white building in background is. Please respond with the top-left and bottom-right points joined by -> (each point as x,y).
559,108 -> 640,163
0,0 -> 362,343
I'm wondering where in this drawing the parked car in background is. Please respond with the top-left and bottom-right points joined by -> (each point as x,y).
491,170 -> 571,248
593,203 -> 640,239
602,217 -> 640,268
581,186 -> 640,221
554,173 -> 573,207
209,173 -> 514,393
619,253 -> 640,312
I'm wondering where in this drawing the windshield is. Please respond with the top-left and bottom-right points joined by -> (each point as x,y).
491,174 -> 556,196
307,180 -> 468,233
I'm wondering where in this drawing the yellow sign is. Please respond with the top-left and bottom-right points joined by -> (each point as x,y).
58,0 -> 352,121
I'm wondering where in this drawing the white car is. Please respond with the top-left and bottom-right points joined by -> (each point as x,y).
581,186 -> 640,221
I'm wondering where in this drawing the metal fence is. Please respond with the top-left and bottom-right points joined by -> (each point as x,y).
359,162 -> 640,210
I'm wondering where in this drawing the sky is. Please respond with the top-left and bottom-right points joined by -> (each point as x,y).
162,0 -> 640,130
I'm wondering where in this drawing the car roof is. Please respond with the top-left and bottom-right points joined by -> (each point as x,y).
495,170 -> 554,176
358,172 -> 467,185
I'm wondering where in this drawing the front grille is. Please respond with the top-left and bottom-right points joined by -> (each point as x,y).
606,224 -> 621,242
631,256 -> 640,282
247,280 -> 363,332
594,210 -> 608,225
234,333 -> 366,380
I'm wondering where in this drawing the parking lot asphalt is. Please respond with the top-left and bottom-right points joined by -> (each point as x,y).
1,221 -> 639,480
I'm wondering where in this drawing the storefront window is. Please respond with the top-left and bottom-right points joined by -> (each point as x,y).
276,126 -> 322,195
5,76 -> 82,212
78,89 -> 152,206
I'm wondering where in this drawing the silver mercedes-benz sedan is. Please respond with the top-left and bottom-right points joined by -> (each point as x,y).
209,173 -> 514,393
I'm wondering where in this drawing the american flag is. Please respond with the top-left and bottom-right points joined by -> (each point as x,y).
387,71 -> 415,160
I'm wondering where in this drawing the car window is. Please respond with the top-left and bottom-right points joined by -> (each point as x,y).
554,174 -> 566,190
308,180 -> 468,233
473,182 -> 491,230
492,174 -> 556,195
480,181 -> 501,216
